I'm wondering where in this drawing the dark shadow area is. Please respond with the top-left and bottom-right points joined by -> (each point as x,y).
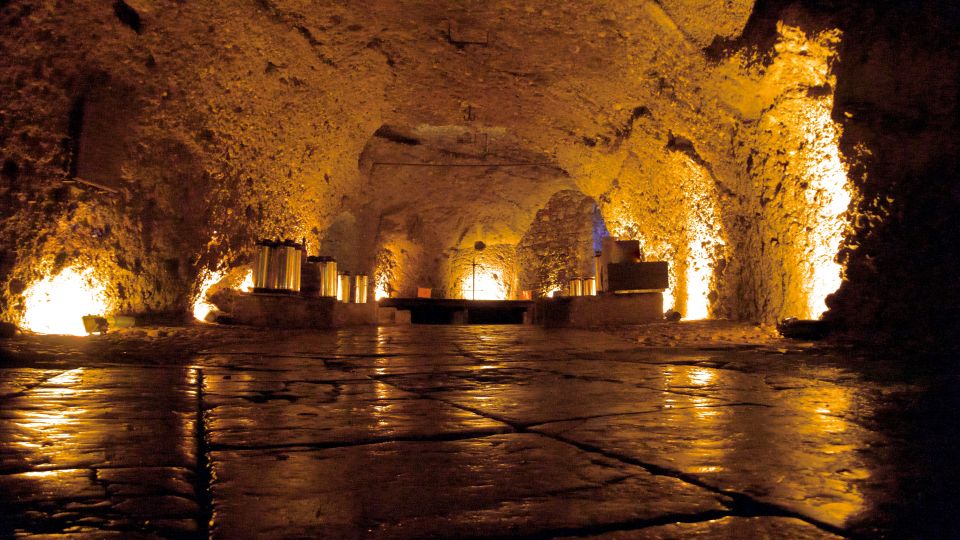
466,307 -> 524,325
409,305 -> 455,325
382,299 -> 530,325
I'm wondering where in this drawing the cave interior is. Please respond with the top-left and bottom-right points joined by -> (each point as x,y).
3,1 -> 960,538
0,0 -> 958,343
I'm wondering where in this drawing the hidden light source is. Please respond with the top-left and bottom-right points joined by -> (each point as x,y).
192,268 -> 226,322
682,158 -> 726,321
374,272 -> 390,301
460,269 -> 507,301
239,270 -> 254,292
802,97 -> 851,319
21,266 -> 110,336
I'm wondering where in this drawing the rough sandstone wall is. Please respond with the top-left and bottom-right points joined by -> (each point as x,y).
719,14 -> 849,322
826,1 -> 960,346
0,1 -> 387,321
516,190 -> 600,296
0,2 -> 212,317
447,244 -> 518,300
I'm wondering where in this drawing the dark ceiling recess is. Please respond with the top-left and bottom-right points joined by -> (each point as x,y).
445,20 -> 490,49
1,159 -> 19,184
113,0 -> 142,34
373,125 -> 421,146
67,79 -> 139,193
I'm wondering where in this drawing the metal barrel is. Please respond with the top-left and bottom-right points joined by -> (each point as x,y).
569,278 -> 583,297
266,240 -> 282,290
290,245 -> 301,292
276,243 -> 289,291
320,258 -> 338,297
287,242 -> 302,292
339,272 -> 352,303
584,276 -> 597,296
353,273 -> 368,304
253,241 -> 271,289
301,256 -> 322,297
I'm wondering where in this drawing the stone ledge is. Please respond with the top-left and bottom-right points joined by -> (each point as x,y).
227,293 -> 376,329
536,293 -> 663,327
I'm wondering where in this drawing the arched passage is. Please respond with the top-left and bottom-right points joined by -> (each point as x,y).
357,123 -> 577,299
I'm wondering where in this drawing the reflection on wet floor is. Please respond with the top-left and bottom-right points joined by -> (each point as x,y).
0,366 -> 200,537
1,325 -> 957,537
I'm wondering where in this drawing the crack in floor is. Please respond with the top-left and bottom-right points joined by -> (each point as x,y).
522,402 -> 774,430
483,509 -> 736,540
366,367 -> 854,539
207,425 -> 515,453
194,368 -> 213,539
0,368 -> 73,400
543,431 -> 856,539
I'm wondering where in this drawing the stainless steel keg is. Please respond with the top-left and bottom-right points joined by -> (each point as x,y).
583,276 -> 597,296
266,240 -> 282,290
338,272 -> 352,303
319,257 -> 338,297
253,240 -> 271,290
569,278 -> 583,297
353,273 -> 368,304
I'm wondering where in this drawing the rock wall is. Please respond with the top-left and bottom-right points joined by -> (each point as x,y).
826,1 -> 960,346
0,1 -> 387,322
717,13 -> 849,322
447,244 -> 518,300
517,190 -> 601,296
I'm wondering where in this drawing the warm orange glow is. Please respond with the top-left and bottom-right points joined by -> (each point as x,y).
192,268 -> 227,321
21,267 -> 110,336
460,269 -> 507,300
609,158 -> 725,320
239,270 -> 254,292
801,97 -> 850,319
686,366 -> 715,387
682,158 -> 726,320
752,23 -> 849,319
684,253 -> 711,319
14,369 -> 84,440
374,273 -> 390,301
661,274 -> 676,314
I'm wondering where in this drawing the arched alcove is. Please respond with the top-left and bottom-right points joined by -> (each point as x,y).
517,190 -> 607,297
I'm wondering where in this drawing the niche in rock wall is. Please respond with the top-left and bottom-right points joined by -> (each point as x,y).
448,243 -> 516,300
517,190 -> 606,296
319,212 -> 361,273
68,74 -> 139,191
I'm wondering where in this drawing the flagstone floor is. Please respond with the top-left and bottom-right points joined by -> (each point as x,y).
1,325 -> 957,538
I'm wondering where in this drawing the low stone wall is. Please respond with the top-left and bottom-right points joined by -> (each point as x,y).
227,293 -> 375,329
536,294 -> 663,328
377,307 -> 412,326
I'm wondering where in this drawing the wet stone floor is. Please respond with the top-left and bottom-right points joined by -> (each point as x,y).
0,325 -> 958,538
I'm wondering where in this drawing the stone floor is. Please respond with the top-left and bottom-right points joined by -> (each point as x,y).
1,324 -> 958,538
